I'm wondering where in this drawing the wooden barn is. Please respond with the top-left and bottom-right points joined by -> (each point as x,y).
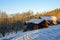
39,16 -> 58,25
23,19 -> 50,32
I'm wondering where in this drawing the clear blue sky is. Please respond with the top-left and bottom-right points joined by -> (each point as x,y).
0,0 -> 60,14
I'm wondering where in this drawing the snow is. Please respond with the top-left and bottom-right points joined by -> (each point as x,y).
0,25 -> 60,40
0,31 -> 23,40
12,24 -> 60,40
39,16 -> 58,21
26,19 -> 44,24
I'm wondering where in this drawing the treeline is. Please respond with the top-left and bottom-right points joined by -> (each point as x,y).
1,8 -> 60,23
43,8 -> 60,19
0,8 -> 60,37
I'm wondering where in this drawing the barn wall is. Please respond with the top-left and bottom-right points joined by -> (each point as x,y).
33,24 -> 38,30
38,20 -> 50,29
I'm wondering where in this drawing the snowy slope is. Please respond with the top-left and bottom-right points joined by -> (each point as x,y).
0,31 -> 23,40
0,25 -> 60,40
12,24 -> 60,40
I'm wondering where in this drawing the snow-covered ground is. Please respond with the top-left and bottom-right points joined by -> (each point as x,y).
0,24 -> 60,40
0,31 -> 23,40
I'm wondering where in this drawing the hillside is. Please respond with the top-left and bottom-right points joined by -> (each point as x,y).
43,8 -> 60,19
28,8 -> 60,20
12,24 -> 60,40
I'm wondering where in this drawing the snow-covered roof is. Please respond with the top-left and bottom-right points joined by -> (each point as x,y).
40,16 -> 57,21
26,19 -> 44,24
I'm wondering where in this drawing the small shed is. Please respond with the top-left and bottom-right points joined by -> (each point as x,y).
24,19 -> 50,32
39,16 -> 58,25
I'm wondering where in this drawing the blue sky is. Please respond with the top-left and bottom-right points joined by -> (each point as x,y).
0,0 -> 60,14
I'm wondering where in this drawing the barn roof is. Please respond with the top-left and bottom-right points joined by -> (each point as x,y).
26,19 -> 44,24
39,16 -> 57,21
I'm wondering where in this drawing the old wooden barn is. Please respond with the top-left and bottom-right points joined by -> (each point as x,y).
24,19 -> 50,32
